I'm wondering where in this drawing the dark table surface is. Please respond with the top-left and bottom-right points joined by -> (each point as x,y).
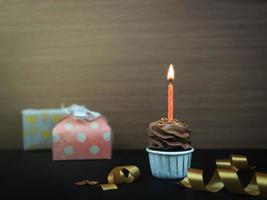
1,149 -> 267,200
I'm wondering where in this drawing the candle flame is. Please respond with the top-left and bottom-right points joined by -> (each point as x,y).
167,64 -> 175,81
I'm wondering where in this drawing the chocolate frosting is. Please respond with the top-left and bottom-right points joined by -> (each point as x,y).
148,118 -> 191,151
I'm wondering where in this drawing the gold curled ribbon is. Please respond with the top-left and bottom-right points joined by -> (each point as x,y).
179,154 -> 267,196
75,165 -> 140,191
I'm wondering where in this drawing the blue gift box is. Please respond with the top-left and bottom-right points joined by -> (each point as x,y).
22,109 -> 67,150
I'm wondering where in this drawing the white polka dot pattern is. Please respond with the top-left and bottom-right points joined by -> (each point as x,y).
64,123 -> 74,130
103,131 -> 111,141
53,133 -> 60,143
76,132 -> 87,142
64,146 -> 74,156
90,122 -> 99,129
90,145 -> 100,155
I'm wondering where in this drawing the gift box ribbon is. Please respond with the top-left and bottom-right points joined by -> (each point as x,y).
75,165 -> 140,191
62,104 -> 101,121
179,154 -> 267,196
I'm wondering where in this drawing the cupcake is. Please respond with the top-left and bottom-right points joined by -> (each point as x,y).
146,117 -> 194,179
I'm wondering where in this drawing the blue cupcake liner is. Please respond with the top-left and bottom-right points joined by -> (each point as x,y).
146,147 -> 194,179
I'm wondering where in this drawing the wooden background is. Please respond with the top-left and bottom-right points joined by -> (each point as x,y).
0,0 -> 266,149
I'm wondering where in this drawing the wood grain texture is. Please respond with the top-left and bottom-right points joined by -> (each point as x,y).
0,0 -> 266,149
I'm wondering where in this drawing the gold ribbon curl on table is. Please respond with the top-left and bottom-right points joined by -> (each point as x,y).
75,165 -> 140,191
179,154 -> 267,196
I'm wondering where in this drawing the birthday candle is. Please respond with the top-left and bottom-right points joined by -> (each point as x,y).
167,64 -> 175,121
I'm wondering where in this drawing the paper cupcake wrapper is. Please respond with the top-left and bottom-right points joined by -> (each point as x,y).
146,147 -> 194,179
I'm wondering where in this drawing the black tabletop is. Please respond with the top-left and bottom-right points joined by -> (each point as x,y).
1,149 -> 266,200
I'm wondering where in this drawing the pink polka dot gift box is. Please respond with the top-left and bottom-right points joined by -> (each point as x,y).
52,105 -> 112,160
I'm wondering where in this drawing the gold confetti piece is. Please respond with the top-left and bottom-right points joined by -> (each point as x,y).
74,165 -> 140,191
179,154 -> 267,197
74,180 -> 98,186
86,180 -> 98,185
100,184 -> 118,191
75,180 -> 87,186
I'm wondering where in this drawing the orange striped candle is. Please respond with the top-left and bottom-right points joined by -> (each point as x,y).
167,64 -> 175,121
